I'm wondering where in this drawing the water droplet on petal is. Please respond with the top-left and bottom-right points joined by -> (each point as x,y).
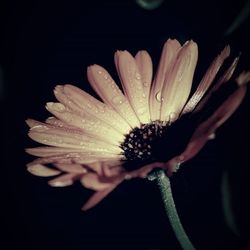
135,73 -> 141,80
137,107 -> 146,115
143,81 -> 149,87
99,107 -> 105,113
98,70 -> 102,74
155,91 -> 163,102
112,95 -> 125,105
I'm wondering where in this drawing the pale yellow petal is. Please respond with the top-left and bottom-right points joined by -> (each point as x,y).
87,64 -> 140,128
135,50 -> 153,101
45,102 -> 125,145
160,40 -> 198,121
27,163 -> 61,177
150,39 -> 181,121
115,50 -> 150,123
54,84 -> 131,135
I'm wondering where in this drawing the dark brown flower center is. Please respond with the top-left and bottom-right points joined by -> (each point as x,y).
121,117 -> 194,171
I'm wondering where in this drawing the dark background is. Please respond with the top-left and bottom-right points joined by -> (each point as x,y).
1,0 -> 250,249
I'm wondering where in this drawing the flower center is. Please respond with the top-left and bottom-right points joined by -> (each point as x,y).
120,117 -> 193,171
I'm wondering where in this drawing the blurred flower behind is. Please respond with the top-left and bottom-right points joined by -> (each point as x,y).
135,0 -> 164,10
26,39 -> 250,210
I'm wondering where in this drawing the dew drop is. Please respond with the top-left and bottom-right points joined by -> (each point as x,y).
155,91 -> 163,102
112,95 -> 125,105
98,70 -> 102,74
135,73 -> 141,80
143,81 -> 149,87
142,93 -> 146,98
99,107 -> 105,113
104,75 -> 108,80
137,107 -> 146,115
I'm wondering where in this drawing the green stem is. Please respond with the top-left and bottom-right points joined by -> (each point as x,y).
148,169 -> 196,250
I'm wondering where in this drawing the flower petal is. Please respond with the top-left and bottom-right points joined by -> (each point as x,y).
160,40 -> 198,121
87,64 -> 140,128
236,71 -> 250,86
80,173 -> 115,191
54,163 -> 88,173
182,45 -> 230,114
82,182 -> 121,211
48,173 -> 79,187
27,163 -> 61,177
150,39 -> 181,121
45,102 -> 125,145
135,50 -> 153,104
54,84 -> 131,135
45,117 -> 82,130
182,86 -> 247,163
115,50 -> 151,123
26,146 -> 116,157
27,120 -> 122,154
194,56 -> 240,113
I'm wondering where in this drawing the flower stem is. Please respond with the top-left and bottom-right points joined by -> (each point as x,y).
148,169 -> 196,250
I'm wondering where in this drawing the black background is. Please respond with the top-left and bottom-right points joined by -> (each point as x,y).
1,0 -> 250,249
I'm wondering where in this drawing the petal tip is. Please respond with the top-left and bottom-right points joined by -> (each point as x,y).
236,71 -> 250,86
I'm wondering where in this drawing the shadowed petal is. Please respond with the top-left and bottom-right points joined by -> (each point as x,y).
182,46 -> 230,114
236,71 -> 250,86
194,56 -> 240,113
174,86 -> 247,173
80,173 -> 115,191
27,163 -> 61,177
48,173 -> 79,187
54,163 -> 88,173
82,182 -> 122,211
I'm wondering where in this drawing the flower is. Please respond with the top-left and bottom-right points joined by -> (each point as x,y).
26,39 -> 250,210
